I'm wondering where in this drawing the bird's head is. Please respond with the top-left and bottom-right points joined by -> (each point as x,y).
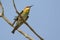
23,5 -> 33,13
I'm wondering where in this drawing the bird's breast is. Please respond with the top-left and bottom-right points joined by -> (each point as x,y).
18,13 -> 27,22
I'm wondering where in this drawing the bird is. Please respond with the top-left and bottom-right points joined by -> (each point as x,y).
12,5 -> 33,34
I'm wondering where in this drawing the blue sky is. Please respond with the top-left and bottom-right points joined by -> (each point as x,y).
0,0 -> 60,40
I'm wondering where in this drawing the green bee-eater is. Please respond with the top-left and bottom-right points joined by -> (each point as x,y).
12,6 -> 32,34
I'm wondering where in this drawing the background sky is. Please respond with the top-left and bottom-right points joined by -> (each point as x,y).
0,0 -> 60,40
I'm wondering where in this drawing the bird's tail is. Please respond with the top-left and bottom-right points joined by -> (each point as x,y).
11,25 -> 20,34
11,22 -> 23,34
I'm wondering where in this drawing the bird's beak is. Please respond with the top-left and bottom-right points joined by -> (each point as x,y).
29,5 -> 33,8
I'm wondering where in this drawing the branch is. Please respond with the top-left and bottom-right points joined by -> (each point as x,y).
0,1 -> 33,40
0,1 -> 4,17
13,0 -> 19,15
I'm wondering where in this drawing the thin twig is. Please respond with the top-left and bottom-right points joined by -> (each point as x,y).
0,1 -> 4,17
13,0 -> 19,14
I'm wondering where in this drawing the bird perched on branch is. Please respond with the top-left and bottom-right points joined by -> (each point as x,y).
12,6 -> 33,34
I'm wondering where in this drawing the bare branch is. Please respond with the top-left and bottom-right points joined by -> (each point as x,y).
13,0 -> 19,15
0,1 -> 33,40
0,1 -> 4,17
25,23 -> 44,40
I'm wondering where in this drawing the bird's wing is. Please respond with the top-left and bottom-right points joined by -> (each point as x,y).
25,16 -> 29,21
12,10 -> 24,25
